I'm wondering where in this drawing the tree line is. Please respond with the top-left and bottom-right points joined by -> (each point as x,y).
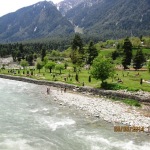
112,37 -> 146,70
1,34 -> 150,88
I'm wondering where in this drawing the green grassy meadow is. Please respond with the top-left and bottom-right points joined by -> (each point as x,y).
1,65 -> 150,92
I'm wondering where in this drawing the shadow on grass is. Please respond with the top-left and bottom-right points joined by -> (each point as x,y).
100,82 -> 140,91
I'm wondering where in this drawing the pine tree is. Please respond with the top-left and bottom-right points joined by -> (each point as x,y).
19,43 -> 24,53
87,41 -> 98,65
122,38 -> 132,69
71,34 -> 83,53
70,34 -> 84,65
133,49 -> 145,70
26,54 -> 33,66
41,48 -> 46,61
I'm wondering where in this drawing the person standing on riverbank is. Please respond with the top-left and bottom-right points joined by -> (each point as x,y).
47,87 -> 50,94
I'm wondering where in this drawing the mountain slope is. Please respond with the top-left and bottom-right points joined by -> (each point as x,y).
64,0 -> 150,39
0,1 -> 74,42
56,0 -> 84,16
0,0 -> 150,42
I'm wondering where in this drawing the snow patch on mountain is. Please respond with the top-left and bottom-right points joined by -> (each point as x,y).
34,27 -> 37,32
56,0 -> 84,15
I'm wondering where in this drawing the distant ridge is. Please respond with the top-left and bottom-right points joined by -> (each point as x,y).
0,0 -> 150,43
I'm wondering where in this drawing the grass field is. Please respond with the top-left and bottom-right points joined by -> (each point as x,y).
0,66 -> 150,92
100,48 -> 115,56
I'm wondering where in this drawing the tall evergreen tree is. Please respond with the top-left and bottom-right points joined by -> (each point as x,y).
71,34 -> 83,53
12,50 -> 18,62
26,54 -> 34,66
16,50 -> 22,62
122,38 -> 132,69
19,43 -> 24,53
87,41 -> 98,65
133,49 -> 145,70
70,34 -> 84,65
41,48 -> 46,61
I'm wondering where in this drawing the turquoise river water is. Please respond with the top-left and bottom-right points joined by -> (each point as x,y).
0,78 -> 149,150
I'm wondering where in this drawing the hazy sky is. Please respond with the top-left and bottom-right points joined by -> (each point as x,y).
0,0 -> 63,17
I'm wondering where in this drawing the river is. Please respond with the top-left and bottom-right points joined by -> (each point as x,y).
0,78 -> 149,150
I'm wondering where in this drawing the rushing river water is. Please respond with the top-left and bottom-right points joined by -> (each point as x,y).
0,78 -> 149,150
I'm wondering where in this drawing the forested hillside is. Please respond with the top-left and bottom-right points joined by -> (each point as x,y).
0,1 -> 74,42
65,0 -> 150,39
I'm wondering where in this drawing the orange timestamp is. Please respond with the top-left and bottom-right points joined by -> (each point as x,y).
114,126 -> 145,132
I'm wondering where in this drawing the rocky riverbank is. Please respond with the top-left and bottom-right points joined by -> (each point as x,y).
50,88 -> 150,133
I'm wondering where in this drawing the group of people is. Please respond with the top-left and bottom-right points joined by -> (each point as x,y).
61,87 -> 67,93
46,87 -> 67,94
